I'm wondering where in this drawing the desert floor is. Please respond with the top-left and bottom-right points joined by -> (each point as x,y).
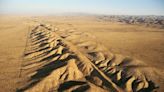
46,16 -> 164,69
0,16 -> 163,92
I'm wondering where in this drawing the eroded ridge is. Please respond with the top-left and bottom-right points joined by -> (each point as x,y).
18,24 -> 160,92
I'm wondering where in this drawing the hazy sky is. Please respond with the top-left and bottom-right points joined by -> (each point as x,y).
0,0 -> 164,15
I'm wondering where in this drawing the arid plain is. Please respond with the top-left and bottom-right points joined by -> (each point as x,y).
0,16 -> 164,92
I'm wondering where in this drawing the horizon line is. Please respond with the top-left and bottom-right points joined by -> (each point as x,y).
1,12 -> 164,16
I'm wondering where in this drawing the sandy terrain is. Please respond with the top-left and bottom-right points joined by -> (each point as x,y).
0,16 -> 26,92
0,16 -> 164,92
